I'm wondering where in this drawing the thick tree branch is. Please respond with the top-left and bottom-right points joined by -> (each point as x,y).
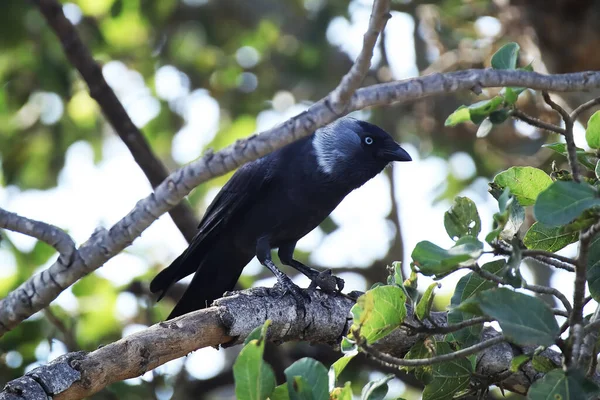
329,0 -> 390,111
3,69 -> 600,336
32,0 -> 199,243
0,288 -> 569,400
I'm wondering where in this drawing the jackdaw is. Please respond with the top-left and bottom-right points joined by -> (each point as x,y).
150,117 -> 412,319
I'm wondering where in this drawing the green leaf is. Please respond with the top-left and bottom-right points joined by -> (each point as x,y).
534,181 -> 600,227
544,142 -> 597,170
444,197 -> 481,240
416,282 -> 440,321
445,98 -> 504,127
468,97 -> 504,123
270,384 -> 291,400
523,222 -> 578,252
284,358 -> 329,400
586,235 -> 600,302
403,340 -> 434,384
422,342 -> 472,400
351,285 -> 406,344
493,167 -> 553,206
386,261 -> 404,286
361,374 -> 394,400
491,42 -> 520,70
503,87 -> 518,104
340,337 -> 357,354
330,382 -> 352,400
596,160 -> 600,180
445,106 -> 470,127
510,354 -> 531,372
499,198 -> 525,240
528,369 -> 599,400
586,110 -> 600,149
244,321 -> 269,345
458,288 -> 559,347
233,321 -> 276,400
412,236 -> 483,277
531,355 -> 557,373
329,353 -> 356,387
489,109 -> 510,124
448,260 -> 504,346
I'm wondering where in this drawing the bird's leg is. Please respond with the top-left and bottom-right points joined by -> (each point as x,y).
256,237 -> 309,314
278,243 -> 344,293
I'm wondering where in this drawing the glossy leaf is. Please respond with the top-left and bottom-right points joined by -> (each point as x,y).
284,358 -> 329,400
416,282 -> 440,321
493,167 -> 552,206
444,196 -> 481,240
361,374 -> 394,400
270,384 -> 291,400
330,382 -> 352,400
523,222 -> 578,252
412,236 -> 483,276
458,288 -> 559,347
233,321 -> 276,400
586,235 -> 600,301
351,285 -> 406,344
422,342 -> 472,400
544,142 -> 597,170
491,42 -> 520,70
534,181 -> 600,227
528,369 -> 599,400
447,260 -> 504,346
586,110 -> 600,149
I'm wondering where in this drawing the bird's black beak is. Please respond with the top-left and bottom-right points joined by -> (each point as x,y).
377,144 -> 412,162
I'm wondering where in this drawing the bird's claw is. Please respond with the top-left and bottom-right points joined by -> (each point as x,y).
308,269 -> 345,293
273,277 -> 310,316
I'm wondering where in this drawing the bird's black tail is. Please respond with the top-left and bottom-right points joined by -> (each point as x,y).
150,242 -> 253,320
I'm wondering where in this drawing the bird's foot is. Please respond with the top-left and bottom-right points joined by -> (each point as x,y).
273,276 -> 310,316
307,269 -> 345,293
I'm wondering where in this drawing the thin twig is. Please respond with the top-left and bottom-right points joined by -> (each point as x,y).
552,309 -> 569,318
571,96 -> 600,121
329,0 -> 391,111
43,308 -> 78,352
358,334 -> 505,367
522,250 -> 577,266
511,109 -> 566,135
471,266 -> 572,313
33,0 -> 199,243
542,91 -> 581,182
404,316 -> 491,335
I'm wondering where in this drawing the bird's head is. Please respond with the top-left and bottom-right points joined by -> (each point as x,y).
313,117 -> 411,186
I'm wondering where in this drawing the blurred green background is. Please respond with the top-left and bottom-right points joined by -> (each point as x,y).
1,0 -> 599,398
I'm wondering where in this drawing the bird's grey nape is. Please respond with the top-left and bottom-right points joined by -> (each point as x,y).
312,118 -> 362,175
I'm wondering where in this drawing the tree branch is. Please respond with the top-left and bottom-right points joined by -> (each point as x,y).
511,109 -> 566,135
329,0 -> 390,111
358,334 -> 505,368
542,91 -> 581,182
3,69 -> 600,336
0,207 -> 75,262
32,0 -> 199,243
0,287 -> 571,400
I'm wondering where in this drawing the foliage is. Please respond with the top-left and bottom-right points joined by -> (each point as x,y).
229,42 -> 600,399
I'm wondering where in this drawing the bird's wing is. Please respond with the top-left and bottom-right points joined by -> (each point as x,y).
198,158 -> 273,238
150,157 -> 275,297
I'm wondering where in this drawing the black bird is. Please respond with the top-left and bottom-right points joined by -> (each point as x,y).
150,117 -> 412,319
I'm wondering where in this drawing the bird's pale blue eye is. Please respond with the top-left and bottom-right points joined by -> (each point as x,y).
364,136 -> 373,145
